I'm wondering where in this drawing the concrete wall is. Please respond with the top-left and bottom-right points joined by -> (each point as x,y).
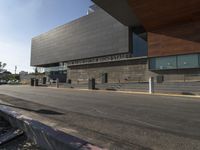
20,74 -> 45,84
68,59 -> 149,84
67,58 -> 200,84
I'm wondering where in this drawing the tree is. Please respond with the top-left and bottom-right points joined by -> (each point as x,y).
0,62 -> 7,71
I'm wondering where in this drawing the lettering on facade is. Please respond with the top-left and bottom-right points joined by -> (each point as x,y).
66,53 -> 133,66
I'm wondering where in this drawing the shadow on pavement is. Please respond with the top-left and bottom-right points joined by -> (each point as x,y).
181,92 -> 196,95
0,103 -> 64,115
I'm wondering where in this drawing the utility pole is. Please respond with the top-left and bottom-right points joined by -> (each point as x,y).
15,66 -> 17,75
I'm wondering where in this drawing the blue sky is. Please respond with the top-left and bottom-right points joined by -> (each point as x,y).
0,0 -> 93,73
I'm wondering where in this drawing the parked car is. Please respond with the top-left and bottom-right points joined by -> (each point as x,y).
7,80 -> 19,85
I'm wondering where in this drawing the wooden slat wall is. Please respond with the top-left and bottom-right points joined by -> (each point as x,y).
148,21 -> 200,57
128,0 -> 200,30
92,0 -> 200,57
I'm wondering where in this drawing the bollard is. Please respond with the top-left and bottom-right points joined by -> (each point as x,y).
34,79 -> 39,87
56,78 -> 59,88
149,77 -> 154,94
42,77 -> 47,85
68,79 -> 72,84
30,78 -> 34,86
88,78 -> 95,90
34,79 -> 36,87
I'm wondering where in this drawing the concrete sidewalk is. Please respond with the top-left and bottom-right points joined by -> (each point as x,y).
48,86 -> 200,99
55,81 -> 200,95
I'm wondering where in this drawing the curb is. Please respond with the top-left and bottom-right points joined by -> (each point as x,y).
47,86 -> 200,99
0,106 -> 104,150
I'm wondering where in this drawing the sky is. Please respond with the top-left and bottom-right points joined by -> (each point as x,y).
0,0 -> 93,73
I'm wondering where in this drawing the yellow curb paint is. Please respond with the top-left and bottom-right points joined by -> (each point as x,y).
45,86 -> 200,99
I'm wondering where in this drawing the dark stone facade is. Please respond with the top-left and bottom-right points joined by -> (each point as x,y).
68,59 -> 200,84
68,59 -> 149,84
31,6 -> 129,66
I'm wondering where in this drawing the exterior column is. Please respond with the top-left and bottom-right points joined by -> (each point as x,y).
149,77 -> 154,94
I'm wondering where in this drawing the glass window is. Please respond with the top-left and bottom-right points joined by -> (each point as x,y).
149,58 -> 157,70
133,33 -> 148,57
199,54 -> 200,66
150,56 -> 177,70
177,54 -> 199,69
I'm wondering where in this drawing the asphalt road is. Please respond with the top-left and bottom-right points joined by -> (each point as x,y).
0,85 -> 200,150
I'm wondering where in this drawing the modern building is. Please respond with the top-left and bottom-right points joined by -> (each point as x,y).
31,5 -> 149,83
31,1 -> 200,83
92,0 -> 200,81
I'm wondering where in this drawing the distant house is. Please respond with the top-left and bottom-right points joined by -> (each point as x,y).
0,69 -> 6,74
0,70 -> 11,84
19,71 -> 45,85
0,70 -> 11,78
19,71 -> 28,76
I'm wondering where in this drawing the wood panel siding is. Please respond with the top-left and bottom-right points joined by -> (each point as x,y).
148,21 -> 200,57
93,0 -> 200,57
93,0 -> 200,30
128,0 -> 200,30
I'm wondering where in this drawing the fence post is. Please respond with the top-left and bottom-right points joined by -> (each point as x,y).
149,77 -> 154,94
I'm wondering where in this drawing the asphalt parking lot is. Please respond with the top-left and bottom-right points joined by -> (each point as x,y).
0,85 -> 200,150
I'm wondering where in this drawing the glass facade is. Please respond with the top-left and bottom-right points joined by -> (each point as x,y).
44,66 -> 67,72
150,54 -> 200,70
44,62 -> 68,73
44,63 -> 68,82
177,54 -> 199,69
150,56 -> 177,70
133,32 -> 148,57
